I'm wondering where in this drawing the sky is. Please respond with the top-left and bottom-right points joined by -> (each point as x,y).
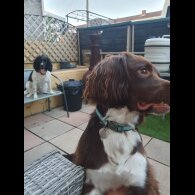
43,0 -> 165,25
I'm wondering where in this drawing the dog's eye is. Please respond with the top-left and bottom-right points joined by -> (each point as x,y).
140,68 -> 148,74
137,66 -> 152,77
139,67 -> 149,75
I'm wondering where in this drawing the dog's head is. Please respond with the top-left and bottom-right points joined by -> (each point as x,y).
33,55 -> 52,74
84,52 -> 170,115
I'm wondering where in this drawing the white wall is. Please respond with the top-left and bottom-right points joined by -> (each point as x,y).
161,0 -> 170,17
24,0 -> 43,15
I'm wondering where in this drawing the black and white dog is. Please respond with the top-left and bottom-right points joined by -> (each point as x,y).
24,55 -> 54,99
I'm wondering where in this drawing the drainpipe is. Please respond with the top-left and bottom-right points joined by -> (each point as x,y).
82,33 -> 101,86
89,33 -> 101,70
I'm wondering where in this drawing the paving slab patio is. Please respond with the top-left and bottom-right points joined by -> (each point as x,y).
28,119 -> 74,141
49,128 -> 83,154
24,113 -> 54,129
24,142 -> 64,170
44,106 -> 68,118
145,138 -> 170,166
140,134 -> 152,147
58,111 -> 90,126
24,129 -> 45,151
77,122 -> 89,131
149,159 -> 170,195
80,103 -> 96,114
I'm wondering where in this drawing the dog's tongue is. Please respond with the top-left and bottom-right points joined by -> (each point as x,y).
137,102 -> 154,110
137,102 -> 170,114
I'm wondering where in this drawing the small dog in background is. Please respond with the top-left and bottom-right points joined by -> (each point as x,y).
24,55 -> 54,99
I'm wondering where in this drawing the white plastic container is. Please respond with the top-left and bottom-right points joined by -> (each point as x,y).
144,35 -> 170,72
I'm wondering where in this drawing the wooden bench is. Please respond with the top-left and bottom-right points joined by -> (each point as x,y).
24,69 -> 69,117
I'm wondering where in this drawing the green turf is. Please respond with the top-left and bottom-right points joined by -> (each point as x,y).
138,113 -> 170,142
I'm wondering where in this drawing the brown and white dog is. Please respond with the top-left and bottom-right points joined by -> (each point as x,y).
70,52 -> 170,195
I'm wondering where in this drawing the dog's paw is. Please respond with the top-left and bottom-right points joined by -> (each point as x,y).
87,189 -> 102,195
24,91 -> 28,96
49,90 -> 55,94
33,94 -> 38,99
26,93 -> 32,97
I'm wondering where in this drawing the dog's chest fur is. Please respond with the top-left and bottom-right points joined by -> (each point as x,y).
29,70 -> 52,93
32,70 -> 51,83
85,107 -> 147,194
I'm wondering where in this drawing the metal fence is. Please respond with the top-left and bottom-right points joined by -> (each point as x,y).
24,14 -> 79,63
78,17 -> 170,65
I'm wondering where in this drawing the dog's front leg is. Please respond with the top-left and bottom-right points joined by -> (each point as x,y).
48,79 -> 54,94
24,90 -> 28,96
33,81 -> 38,99
25,81 -> 33,97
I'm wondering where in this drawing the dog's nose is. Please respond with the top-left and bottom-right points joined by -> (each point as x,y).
165,79 -> 170,84
40,63 -> 44,68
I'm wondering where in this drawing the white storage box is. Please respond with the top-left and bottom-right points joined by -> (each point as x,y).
144,35 -> 170,72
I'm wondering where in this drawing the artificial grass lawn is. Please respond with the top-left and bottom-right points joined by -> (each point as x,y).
139,113 -> 170,142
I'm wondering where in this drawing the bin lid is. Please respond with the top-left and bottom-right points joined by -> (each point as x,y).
63,79 -> 83,88
145,37 -> 170,46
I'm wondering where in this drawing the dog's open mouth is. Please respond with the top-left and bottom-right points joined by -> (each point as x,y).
137,102 -> 170,115
39,69 -> 46,75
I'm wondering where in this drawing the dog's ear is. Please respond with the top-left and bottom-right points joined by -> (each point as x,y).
84,53 -> 132,107
46,57 -> 53,72
33,55 -> 41,72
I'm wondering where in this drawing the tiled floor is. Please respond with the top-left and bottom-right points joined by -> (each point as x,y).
24,103 -> 170,195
